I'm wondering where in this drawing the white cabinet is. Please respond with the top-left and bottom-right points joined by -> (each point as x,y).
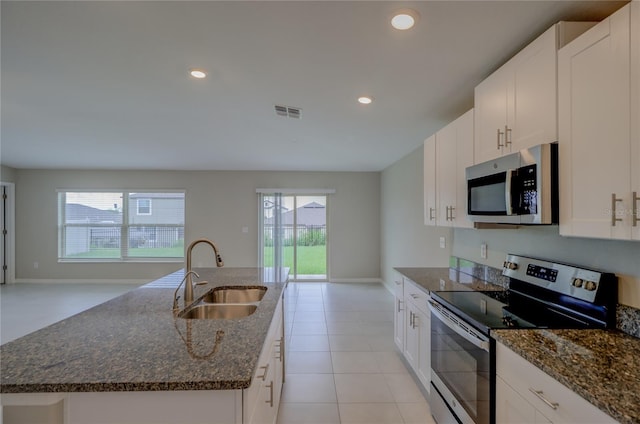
423,135 -> 437,225
633,0 -> 640,241
424,109 -> 474,228
496,341 -> 617,424
393,279 -> 405,351
558,3 -> 639,241
401,279 -> 431,393
246,294 -> 284,424
475,22 -> 595,163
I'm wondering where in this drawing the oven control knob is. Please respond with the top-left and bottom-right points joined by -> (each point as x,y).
508,262 -> 518,270
572,278 -> 583,288
584,281 -> 597,291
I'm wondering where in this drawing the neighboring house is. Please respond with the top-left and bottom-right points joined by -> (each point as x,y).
264,202 -> 326,246
64,193 -> 184,255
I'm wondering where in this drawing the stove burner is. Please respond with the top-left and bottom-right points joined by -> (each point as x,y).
501,315 -> 520,328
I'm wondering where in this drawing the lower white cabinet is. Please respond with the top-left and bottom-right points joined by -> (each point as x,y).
246,294 -> 284,424
396,278 -> 431,393
496,341 -> 616,424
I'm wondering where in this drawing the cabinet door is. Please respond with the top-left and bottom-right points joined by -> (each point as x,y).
415,309 -> 431,392
632,0 -> 640,240
474,65 -> 509,163
403,305 -> 419,371
509,25 -> 558,153
558,5 -> 632,239
436,122 -> 457,227
454,110 -> 475,228
424,135 -> 437,226
394,294 -> 405,351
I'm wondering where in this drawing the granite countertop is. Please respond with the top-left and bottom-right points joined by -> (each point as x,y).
394,267 -> 505,293
492,329 -> 640,424
0,267 -> 289,393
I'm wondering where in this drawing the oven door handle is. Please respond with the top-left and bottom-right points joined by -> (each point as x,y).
428,300 -> 490,352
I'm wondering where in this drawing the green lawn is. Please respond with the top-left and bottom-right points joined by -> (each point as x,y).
263,245 -> 326,275
66,247 -> 183,259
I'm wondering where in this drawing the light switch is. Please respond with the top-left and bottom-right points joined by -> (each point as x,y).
439,237 -> 446,249
242,226 -> 249,233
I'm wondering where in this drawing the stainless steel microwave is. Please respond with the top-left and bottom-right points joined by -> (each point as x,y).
465,143 -> 558,225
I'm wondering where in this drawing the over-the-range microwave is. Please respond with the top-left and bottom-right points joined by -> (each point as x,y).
465,143 -> 558,225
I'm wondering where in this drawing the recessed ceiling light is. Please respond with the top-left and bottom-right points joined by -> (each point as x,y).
189,69 -> 207,79
358,96 -> 373,105
391,9 -> 419,30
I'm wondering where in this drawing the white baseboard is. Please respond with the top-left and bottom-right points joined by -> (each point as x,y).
11,278 -> 150,285
328,278 -> 383,284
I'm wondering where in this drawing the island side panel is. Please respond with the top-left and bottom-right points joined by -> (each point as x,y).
66,390 -> 242,424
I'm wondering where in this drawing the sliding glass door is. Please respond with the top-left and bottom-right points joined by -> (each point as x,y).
260,193 -> 327,281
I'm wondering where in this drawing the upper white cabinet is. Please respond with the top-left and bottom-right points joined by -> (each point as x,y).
632,0 -> 640,241
558,3 -> 639,241
475,22 -> 596,163
423,135 -> 437,226
424,109 -> 474,228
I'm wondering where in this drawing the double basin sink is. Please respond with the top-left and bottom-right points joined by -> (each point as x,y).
178,286 -> 267,320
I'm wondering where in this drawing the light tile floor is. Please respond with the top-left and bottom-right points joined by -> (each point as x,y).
278,282 -> 436,424
0,281 -> 435,424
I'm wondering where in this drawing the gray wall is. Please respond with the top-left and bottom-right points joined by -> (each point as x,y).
11,169 -> 380,282
380,145 -> 452,291
1,165 -> 17,183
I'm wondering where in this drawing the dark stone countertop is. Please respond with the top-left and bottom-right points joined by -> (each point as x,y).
492,329 -> 640,424
0,267 -> 288,393
394,267 -> 505,293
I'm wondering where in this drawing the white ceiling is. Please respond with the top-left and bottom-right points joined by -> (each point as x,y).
1,1 -> 626,172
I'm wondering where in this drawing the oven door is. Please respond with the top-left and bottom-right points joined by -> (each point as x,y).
429,300 -> 492,424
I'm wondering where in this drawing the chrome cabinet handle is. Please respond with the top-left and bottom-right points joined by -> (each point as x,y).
449,206 -> 455,221
265,382 -> 274,407
633,192 -> 639,227
258,364 -> 269,381
397,299 -> 404,313
611,193 -> 623,226
497,128 -> 504,149
413,314 -> 418,328
505,125 -> 512,146
529,388 -> 559,410
429,207 -> 435,221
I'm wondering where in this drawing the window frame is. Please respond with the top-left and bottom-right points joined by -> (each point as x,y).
57,189 -> 185,263
137,198 -> 152,215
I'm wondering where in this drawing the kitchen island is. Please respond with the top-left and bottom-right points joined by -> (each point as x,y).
0,267 -> 288,424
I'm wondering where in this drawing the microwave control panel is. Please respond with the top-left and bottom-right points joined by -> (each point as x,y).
519,164 -> 537,214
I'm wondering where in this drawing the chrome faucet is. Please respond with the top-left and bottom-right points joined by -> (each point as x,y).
184,238 -> 224,305
173,270 -> 200,311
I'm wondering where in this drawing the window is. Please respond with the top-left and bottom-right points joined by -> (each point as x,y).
137,199 -> 151,215
58,191 -> 185,261
259,191 -> 329,281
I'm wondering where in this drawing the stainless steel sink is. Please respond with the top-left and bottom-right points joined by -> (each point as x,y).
179,304 -> 258,320
202,286 -> 267,303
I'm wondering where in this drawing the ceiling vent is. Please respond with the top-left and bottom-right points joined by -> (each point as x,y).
275,105 -> 302,119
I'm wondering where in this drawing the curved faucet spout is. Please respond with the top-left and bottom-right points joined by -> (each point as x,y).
184,238 -> 224,304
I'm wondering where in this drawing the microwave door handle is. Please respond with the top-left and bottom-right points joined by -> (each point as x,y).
505,169 -> 516,215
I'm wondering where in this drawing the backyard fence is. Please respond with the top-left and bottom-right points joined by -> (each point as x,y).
263,225 -> 326,247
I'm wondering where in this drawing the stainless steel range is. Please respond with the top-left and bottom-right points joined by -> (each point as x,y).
428,254 -> 618,424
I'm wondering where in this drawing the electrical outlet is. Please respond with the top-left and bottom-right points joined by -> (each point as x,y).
241,226 -> 249,234
33,262 -> 39,269
439,237 -> 446,249
480,243 -> 488,259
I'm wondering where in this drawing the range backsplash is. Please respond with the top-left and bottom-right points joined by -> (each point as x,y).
451,256 -> 640,339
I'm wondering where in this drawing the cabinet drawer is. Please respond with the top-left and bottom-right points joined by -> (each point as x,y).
496,342 -> 616,423
403,279 -> 430,315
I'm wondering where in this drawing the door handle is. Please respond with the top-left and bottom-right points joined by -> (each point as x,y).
611,193 -> 623,226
